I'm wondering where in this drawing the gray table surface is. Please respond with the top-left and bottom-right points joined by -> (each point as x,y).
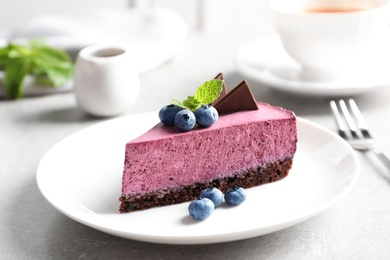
2,33 -> 390,259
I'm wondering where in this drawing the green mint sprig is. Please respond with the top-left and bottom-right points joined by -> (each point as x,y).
0,39 -> 74,99
173,79 -> 223,111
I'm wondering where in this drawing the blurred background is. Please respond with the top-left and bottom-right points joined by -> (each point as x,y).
0,0 -> 279,99
0,0 -> 275,36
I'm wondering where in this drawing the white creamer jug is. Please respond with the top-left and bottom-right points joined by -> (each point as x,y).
73,45 -> 140,117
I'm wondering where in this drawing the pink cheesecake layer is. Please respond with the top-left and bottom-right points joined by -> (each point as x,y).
122,102 -> 297,195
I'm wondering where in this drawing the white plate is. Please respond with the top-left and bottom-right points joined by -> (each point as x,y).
235,35 -> 390,96
36,112 -> 359,244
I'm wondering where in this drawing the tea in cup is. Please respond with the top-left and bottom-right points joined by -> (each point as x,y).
270,0 -> 390,80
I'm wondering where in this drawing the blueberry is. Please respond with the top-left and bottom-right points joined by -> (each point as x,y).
200,187 -> 224,208
188,198 -> 214,220
159,104 -> 183,126
174,110 -> 196,131
194,105 -> 219,127
224,186 -> 246,206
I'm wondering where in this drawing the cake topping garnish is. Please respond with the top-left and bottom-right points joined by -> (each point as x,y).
212,73 -> 227,105
214,80 -> 258,115
158,104 -> 183,126
194,104 -> 219,128
174,110 -> 196,132
172,79 -> 223,111
159,74 -> 259,131
159,77 -> 223,131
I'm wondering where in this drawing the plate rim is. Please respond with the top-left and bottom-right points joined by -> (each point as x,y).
36,114 -> 360,244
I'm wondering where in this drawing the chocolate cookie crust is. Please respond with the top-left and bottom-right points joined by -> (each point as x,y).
119,158 -> 293,213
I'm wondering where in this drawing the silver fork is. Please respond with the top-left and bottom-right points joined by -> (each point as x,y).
330,99 -> 390,174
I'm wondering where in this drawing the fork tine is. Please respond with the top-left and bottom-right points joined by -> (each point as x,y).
338,99 -> 360,138
330,100 -> 348,139
330,100 -> 390,175
348,99 -> 371,138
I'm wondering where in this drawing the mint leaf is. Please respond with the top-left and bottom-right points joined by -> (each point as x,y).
182,96 -> 199,111
0,39 -> 74,99
32,49 -> 73,87
3,59 -> 29,99
173,79 -> 223,111
194,79 -> 223,105
172,99 -> 183,107
173,96 -> 200,111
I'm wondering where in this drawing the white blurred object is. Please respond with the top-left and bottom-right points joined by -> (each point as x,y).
9,8 -> 188,73
73,45 -> 140,117
270,0 -> 390,81
235,35 -> 390,97
0,7 -> 187,98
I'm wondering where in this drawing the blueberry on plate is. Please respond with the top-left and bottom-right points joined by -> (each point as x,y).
159,104 -> 183,126
174,110 -> 196,132
188,198 -> 214,220
224,186 -> 246,206
194,104 -> 219,127
200,187 -> 224,208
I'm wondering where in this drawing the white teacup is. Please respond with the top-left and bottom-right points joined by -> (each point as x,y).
73,45 -> 140,117
270,0 -> 390,80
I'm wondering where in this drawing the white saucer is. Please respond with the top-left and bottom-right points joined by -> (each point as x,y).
235,35 -> 390,96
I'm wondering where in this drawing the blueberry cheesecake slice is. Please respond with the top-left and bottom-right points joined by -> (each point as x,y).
119,74 -> 297,212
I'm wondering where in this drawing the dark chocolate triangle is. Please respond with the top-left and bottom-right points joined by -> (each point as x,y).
214,80 -> 258,115
212,73 -> 227,105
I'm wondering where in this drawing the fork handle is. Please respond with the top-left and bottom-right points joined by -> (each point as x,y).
371,149 -> 390,174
